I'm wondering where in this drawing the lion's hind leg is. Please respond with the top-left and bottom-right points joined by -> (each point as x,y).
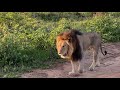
89,48 -> 99,71
95,56 -> 100,67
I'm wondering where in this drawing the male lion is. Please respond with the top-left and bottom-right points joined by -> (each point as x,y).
56,29 -> 107,75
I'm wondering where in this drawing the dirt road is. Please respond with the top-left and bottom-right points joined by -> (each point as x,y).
21,43 -> 120,78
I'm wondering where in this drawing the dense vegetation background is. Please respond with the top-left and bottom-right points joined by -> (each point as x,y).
0,12 -> 120,77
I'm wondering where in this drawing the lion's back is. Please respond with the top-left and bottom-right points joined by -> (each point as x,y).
77,32 -> 102,50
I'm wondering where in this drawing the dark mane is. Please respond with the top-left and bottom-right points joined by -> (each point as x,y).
69,29 -> 83,35
57,29 -> 83,61
69,30 -> 82,61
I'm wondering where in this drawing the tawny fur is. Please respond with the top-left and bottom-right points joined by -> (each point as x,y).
56,29 -> 107,75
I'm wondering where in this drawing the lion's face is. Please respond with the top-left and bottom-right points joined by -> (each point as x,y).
56,36 -> 74,59
56,40 -> 69,58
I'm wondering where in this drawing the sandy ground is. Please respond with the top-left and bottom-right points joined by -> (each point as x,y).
21,43 -> 120,78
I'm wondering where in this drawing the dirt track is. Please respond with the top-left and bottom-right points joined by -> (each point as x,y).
21,43 -> 120,78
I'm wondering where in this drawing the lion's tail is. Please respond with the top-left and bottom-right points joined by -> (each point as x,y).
100,43 -> 107,56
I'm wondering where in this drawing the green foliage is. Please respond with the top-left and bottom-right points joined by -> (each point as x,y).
75,15 -> 120,42
0,12 -> 120,77
49,18 -> 70,46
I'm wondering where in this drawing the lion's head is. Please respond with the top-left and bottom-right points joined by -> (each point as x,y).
56,30 -> 83,61
56,32 -> 73,59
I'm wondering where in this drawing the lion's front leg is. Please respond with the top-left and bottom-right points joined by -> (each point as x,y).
69,60 -> 77,75
78,52 -> 85,73
78,60 -> 85,73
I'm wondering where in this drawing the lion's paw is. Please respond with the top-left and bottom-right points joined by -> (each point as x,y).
68,71 -> 75,75
95,62 -> 100,67
78,69 -> 85,73
89,67 -> 94,71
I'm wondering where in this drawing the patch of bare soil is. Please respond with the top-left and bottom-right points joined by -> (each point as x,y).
21,43 -> 120,78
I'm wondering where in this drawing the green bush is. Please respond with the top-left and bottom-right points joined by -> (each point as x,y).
70,15 -> 120,42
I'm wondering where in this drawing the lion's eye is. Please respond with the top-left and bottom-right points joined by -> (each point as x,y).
62,46 -> 65,48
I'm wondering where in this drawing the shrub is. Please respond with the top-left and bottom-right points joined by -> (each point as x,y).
71,15 -> 120,42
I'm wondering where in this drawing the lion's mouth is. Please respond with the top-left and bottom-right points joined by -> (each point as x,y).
63,53 -> 67,56
59,53 -> 66,57
58,52 -> 67,57
60,53 -> 70,59
61,55 -> 69,59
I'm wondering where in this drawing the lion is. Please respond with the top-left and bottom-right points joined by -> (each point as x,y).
56,29 -> 107,75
